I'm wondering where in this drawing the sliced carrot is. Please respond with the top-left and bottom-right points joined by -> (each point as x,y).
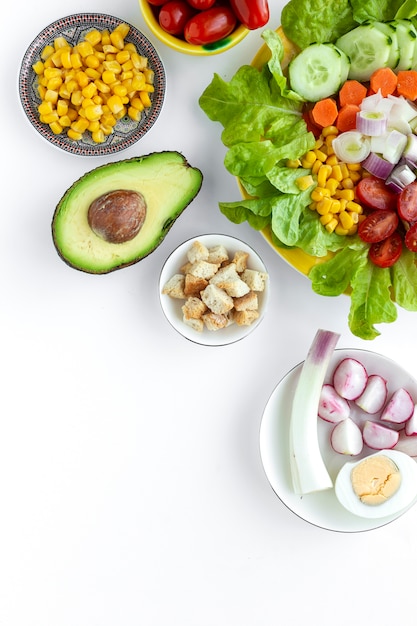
336,103 -> 360,133
369,67 -> 398,97
311,98 -> 338,128
396,70 -> 417,100
338,80 -> 367,107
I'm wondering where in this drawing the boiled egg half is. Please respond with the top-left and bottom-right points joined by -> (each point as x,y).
335,449 -> 417,519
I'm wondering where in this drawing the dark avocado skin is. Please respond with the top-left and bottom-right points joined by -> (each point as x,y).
52,151 -> 203,274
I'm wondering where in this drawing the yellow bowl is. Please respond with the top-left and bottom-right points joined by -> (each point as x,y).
139,0 -> 249,55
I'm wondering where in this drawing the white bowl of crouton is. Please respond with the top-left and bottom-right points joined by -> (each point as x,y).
159,234 -> 269,346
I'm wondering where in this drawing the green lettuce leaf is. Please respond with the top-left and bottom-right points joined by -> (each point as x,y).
391,247 -> 417,310
281,0 -> 356,48
350,0 -> 407,22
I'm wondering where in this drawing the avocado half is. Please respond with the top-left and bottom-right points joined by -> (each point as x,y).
52,151 -> 203,274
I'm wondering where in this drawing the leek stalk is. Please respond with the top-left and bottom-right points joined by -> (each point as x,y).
289,329 -> 340,495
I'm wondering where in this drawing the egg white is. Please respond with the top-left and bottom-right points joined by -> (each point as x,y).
335,449 -> 417,519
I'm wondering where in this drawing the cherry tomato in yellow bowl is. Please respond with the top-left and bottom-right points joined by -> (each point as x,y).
139,0 -> 250,55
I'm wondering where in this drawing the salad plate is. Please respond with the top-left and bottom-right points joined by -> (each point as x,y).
19,13 -> 166,156
260,348 -> 417,533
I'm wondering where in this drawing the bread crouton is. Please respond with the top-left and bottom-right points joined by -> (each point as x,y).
182,296 -> 207,320
232,309 -> 260,326
184,273 -> 208,297
233,291 -> 258,311
188,260 -> 219,280
240,269 -> 268,292
161,274 -> 186,298
202,312 -> 230,331
209,263 -> 239,286
207,245 -> 229,265
187,240 -> 209,263
183,315 -> 204,332
200,284 -> 234,315
232,250 -> 249,273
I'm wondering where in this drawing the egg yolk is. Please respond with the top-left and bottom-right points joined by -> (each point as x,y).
351,455 -> 402,505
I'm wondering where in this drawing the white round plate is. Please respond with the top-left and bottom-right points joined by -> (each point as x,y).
260,348 -> 417,532
159,234 -> 269,346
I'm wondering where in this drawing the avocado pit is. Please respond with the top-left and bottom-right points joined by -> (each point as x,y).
88,189 -> 147,243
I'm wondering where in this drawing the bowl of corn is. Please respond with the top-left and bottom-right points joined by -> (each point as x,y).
19,13 -> 166,156
139,0 -> 249,56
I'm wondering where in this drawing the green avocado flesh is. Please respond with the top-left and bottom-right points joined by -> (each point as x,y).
52,151 -> 203,274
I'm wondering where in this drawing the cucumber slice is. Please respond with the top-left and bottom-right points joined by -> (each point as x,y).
374,21 -> 400,69
393,19 -> 417,70
288,43 -> 350,102
336,23 -> 392,81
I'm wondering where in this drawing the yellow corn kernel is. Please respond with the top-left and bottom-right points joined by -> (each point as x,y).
84,104 -> 103,121
128,105 -> 142,121
139,91 -> 152,108
67,128 -> 83,141
335,224 -> 349,236
340,163 -> 350,179
54,36 -> 69,50
314,148 -> 327,162
87,120 -> 100,132
103,59 -> 122,74
95,79 -> 111,93
326,154 -> 339,166
314,137 -> 324,150
49,120 -> 63,134
84,29 -> 102,46
347,162 -> 362,171
71,117 -> 89,133
44,89 -> 59,104
60,48 -> 72,69
144,68 -> 154,84
100,124 -> 114,136
110,30 -> 125,50
311,187 -> 331,202
339,211 -> 354,230
348,210 -> 360,224
32,60 -> 44,74
302,150 -> 317,166
56,99 -> 68,116
121,61 -> 134,73
67,107 -> 78,122
317,164 -> 332,187
71,90 -> 83,107
41,44 -> 54,60
103,44 -> 119,55
319,213 -> 335,226
296,175 -> 315,190
77,41 -> 94,58
330,199 -> 341,213
286,158 -> 301,168
100,29 -> 111,46
316,197 -> 333,215
311,159 -> 321,175
346,201 -> 362,214
85,54 -> 101,69
336,188 -> 355,201
331,165 -> 344,181
42,111 -> 59,124
116,49 -> 131,64
85,67 -> 101,80
324,217 -> 338,233
106,94 -> 124,114
130,97 -> 144,111
131,52 -> 147,70
47,76 -> 63,91
341,177 -> 354,189
114,22 -> 130,38
102,69 -> 117,84
92,129 -> 105,143
350,170 -> 362,183
322,125 -> 338,137
59,115 -> 72,127
76,71 -> 90,88
141,83 -> 154,93
82,82 -> 97,99
325,177 -> 340,195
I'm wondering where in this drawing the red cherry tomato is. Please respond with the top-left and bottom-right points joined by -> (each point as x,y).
184,6 -> 236,45
405,222 -> 417,252
186,0 -> 216,9
355,176 -> 398,211
229,0 -> 269,30
159,0 -> 195,35
147,0 -> 170,6
358,210 -> 399,243
369,232 -> 403,268
398,181 -> 417,224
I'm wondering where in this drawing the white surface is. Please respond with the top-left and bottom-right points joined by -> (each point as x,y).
2,2 -> 417,625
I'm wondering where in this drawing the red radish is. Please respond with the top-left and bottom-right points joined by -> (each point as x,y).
318,384 -> 350,423
330,418 -> 363,455
380,387 -> 414,424
405,404 -> 417,436
333,358 -> 368,400
363,420 -> 399,449
394,431 -> 417,457
355,374 -> 388,414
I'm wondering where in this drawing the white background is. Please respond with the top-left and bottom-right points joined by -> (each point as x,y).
2,1 -> 417,624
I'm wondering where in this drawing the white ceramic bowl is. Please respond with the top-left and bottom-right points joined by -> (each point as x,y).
260,348 -> 417,533
159,234 -> 269,346
19,13 -> 166,156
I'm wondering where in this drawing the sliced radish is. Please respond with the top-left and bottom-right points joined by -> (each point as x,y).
333,358 -> 368,400
330,418 -> 363,456
394,431 -> 417,457
355,374 -> 388,414
363,420 -> 399,450
380,387 -> 414,424
405,404 -> 417,436
318,384 -> 351,423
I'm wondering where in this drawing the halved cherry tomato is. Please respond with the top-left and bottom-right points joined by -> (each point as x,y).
184,6 -> 236,44
187,0 -> 216,9
356,176 -> 398,211
398,181 -> 417,224
358,210 -> 399,243
159,0 -> 195,35
369,232 -> 403,268
229,0 -> 270,30
405,222 -> 417,252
